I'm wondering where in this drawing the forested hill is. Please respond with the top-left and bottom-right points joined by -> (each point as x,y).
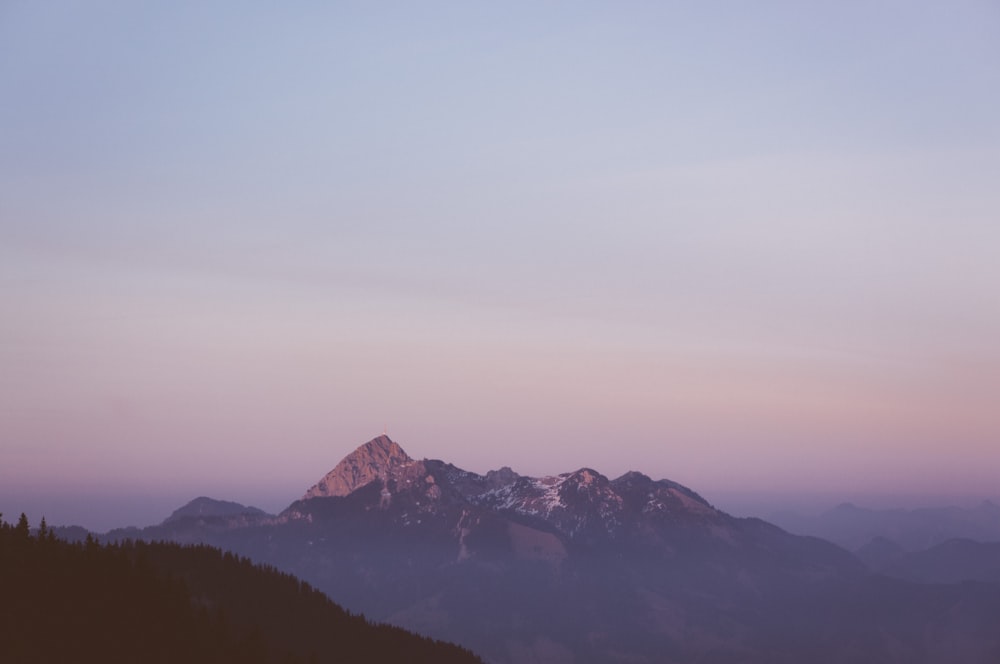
0,513 -> 483,664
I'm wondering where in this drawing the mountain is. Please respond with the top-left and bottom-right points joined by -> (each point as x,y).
874,538 -> 1000,585
770,500 -> 1000,552
163,496 -> 270,524
855,535 -> 906,570
0,513 -> 482,663
302,434 -> 413,499
106,496 -> 273,545
94,436 -> 1000,663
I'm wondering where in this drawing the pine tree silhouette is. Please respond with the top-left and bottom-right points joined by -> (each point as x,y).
14,513 -> 29,539
0,516 -> 483,663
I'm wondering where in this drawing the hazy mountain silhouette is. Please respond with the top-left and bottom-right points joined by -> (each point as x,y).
854,535 -> 907,569
872,538 -> 1000,585
771,500 -> 1000,552
86,436 -> 1000,662
163,496 -> 270,524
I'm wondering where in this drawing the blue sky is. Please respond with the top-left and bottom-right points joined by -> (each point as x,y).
2,2 -> 999,530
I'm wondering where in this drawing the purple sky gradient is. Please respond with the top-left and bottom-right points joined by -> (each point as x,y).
2,2 -> 999,530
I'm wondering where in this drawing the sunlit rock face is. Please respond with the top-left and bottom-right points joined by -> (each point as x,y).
302,435 -> 413,499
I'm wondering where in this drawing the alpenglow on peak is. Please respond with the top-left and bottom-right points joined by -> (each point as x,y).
302,435 -> 413,500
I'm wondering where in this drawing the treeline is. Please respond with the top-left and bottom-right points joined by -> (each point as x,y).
0,513 -> 482,663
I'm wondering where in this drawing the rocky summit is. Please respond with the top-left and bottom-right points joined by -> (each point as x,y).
301,434 -> 413,500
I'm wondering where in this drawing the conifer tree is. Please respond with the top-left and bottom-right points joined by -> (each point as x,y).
15,513 -> 29,539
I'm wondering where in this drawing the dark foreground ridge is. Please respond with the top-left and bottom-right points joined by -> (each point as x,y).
0,512 -> 482,664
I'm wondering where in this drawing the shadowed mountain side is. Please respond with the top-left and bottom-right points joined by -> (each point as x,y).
85,436 -> 1000,663
873,539 -> 1000,585
855,535 -> 907,570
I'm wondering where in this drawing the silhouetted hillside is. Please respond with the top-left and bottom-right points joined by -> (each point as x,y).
0,512 -> 482,664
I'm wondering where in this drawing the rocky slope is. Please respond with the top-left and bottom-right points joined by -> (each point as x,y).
301,435 -> 413,499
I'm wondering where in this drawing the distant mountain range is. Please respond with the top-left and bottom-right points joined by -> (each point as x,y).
90,435 -> 1000,663
857,536 -> 1000,585
770,500 -> 1000,552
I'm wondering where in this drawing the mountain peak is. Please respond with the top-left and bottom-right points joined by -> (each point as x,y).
162,497 -> 267,524
302,435 -> 413,500
360,434 -> 408,458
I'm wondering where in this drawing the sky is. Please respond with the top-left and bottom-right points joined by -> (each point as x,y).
2,2 -> 999,531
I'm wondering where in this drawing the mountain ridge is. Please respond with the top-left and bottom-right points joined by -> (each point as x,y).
770,499 -> 1000,551
85,434 -> 1000,663
289,436 -> 730,551
163,496 -> 269,524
